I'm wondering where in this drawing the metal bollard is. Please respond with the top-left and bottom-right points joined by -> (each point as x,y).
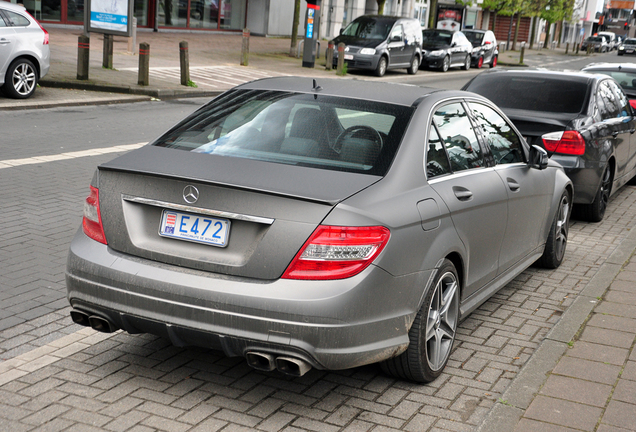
565,42 -> 569,54
180,41 -> 189,86
337,42 -> 345,75
103,34 -> 113,69
520,45 -> 525,65
138,43 -> 150,86
77,35 -> 90,80
241,28 -> 250,66
587,44 -> 591,55
325,41 -> 334,70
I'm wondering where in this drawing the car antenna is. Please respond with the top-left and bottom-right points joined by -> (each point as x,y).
312,79 -> 323,92
618,65 -> 622,70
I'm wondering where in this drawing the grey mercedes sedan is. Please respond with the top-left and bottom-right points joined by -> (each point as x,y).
67,77 -> 572,383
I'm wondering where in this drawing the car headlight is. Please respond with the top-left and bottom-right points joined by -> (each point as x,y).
430,50 -> 444,56
359,48 -> 376,55
472,47 -> 481,54
619,46 -> 625,50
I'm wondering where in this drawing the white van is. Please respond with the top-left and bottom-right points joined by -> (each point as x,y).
598,31 -> 617,50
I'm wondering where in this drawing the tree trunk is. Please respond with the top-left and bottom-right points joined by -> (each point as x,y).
491,13 -> 497,33
428,0 -> 437,29
289,0 -> 301,57
513,13 -> 521,50
529,16 -> 538,49
545,20 -> 552,49
557,20 -> 564,48
377,0 -> 386,15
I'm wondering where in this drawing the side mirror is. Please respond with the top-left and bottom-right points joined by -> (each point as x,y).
391,35 -> 401,42
529,145 -> 549,170
339,28 -> 344,35
451,42 -> 457,47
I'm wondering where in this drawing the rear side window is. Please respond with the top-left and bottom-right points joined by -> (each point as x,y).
427,125 -> 451,178
433,103 -> 483,171
605,80 -> 631,117
4,10 -> 30,26
153,89 -> 413,176
591,70 -> 636,94
466,75 -> 590,114
596,80 -> 621,120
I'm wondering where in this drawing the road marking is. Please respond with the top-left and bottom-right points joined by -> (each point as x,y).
118,65 -> 289,88
0,142 -> 146,169
0,327 -> 118,386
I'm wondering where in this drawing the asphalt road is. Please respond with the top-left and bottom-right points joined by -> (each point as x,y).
1,53 -> 635,431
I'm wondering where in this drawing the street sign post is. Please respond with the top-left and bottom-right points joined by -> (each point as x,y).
302,0 -> 321,68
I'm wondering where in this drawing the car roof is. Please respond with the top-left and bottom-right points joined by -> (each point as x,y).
0,2 -> 28,12
471,68 -> 606,84
583,63 -> 636,72
463,29 -> 487,33
236,77 -> 471,107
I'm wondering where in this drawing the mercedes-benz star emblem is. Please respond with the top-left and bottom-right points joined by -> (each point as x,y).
183,185 -> 199,204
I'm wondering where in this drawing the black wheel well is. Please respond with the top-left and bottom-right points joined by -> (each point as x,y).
445,252 -> 464,297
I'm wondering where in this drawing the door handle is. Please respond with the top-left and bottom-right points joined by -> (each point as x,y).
612,131 -> 619,137
630,129 -> 636,134
0,39 -> 11,45
507,179 -> 520,192
452,186 -> 473,201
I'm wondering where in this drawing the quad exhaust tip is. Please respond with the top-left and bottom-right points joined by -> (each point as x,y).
246,352 -> 312,377
70,310 -> 117,333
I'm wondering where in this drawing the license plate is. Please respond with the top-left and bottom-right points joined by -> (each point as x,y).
344,54 -> 353,60
159,210 -> 230,247
627,49 -> 634,53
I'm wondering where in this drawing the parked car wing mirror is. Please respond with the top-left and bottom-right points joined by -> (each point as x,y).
339,28 -> 343,35
391,35 -> 401,42
529,145 -> 549,170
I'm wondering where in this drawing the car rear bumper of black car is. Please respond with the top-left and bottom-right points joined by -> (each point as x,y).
551,155 -> 603,204
66,229 -> 425,371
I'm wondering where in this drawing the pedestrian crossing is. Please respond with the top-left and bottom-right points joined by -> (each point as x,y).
120,65 -> 289,89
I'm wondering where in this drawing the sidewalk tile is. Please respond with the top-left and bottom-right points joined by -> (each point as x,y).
595,302 -> 636,319
597,424 -> 634,432
586,314 -> 636,333
601,399 -> 636,430
605,290 -> 636,306
578,326 -> 635,349
610,379 -> 636,404
566,341 -> 629,366
620,361 -> 636,381
524,396 -> 602,430
515,418 -> 581,431
538,375 -> 612,407
552,356 -> 621,385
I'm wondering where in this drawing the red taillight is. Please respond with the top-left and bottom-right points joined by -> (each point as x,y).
484,41 -> 491,45
82,186 -> 107,244
630,99 -> 636,110
282,225 -> 390,280
541,130 -> 586,156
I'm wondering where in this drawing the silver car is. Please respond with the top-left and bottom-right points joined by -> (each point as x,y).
0,1 -> 50,99
66,78 -> 572,383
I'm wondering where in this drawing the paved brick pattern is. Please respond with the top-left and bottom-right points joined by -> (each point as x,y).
515,255 -> 636,432
2,101 -> 636,430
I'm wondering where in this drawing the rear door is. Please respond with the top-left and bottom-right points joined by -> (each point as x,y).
0,12 -> 16,75
387,24 -> 407,66
604,79 -> 636,183
426,101 -> 508,298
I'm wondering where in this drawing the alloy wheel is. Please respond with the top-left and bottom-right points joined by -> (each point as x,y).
426,270 -> 459,371
554,194 -> 570,262
12,62 -> 36,97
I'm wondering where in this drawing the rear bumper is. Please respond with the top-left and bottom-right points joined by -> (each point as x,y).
66,229 -> 427,370
551,155 -> 603,204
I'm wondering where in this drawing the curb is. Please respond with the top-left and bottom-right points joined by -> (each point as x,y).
39,79 -> 223,99
477,226 -> 636,432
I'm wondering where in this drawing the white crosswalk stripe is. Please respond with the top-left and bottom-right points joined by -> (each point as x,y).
120,66 -> 289,88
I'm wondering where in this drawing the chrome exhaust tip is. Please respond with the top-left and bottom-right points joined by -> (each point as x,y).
88,315 -> 117,333
70,310 -> 91,327
275,356 -> 312,377
246,352 -> 276,371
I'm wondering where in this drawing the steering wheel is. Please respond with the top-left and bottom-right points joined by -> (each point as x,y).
335,125 -> 383,153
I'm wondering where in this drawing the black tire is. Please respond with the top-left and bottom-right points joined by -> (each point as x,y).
537,191 -> 570,269
461,55 -> 470,70
490,55 -> 498,68
3,58 -> 38,99
440,55 -> 450,72
407,55 -> 419,75
578,165 -> 612,222
374,56 -> 388,77
381,259 -> 459,383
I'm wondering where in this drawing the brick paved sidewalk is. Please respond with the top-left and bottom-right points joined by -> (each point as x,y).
479,229 -> 636,432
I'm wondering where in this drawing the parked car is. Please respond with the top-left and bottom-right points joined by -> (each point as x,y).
66,77 -> 572,383
331,15 -> 422,77
463,29 -> 498,68
463,69 -> 636,222
0,1 -> 50,99
581,35 -> 609,53
582,63 -> 636,103
598,31 -> 617,50
420,29 -> 472,72
617,38 -> 636,55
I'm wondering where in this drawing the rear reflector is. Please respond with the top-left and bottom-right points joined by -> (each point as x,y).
282,225 -> 390,280
82,186 -> 107,244
541,130 -> 585,155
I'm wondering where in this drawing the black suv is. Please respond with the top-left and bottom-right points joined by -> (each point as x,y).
331,15 -> 422,77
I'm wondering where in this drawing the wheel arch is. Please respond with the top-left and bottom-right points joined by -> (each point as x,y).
6,54 -> 42,80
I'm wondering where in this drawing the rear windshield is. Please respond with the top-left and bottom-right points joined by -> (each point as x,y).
466,75 -> 590,114
341,17 -> 393,40
153,90 -> 413,176
589,37 -> 604,42
591,70 -> 636,93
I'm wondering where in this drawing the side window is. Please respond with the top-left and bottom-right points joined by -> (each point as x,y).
469,102 -> 524,164
597,81 -> 620,120
606,80 -> 631,117
427,124 -> 452,178
0,13 -> 7,27
4,11 -> 30,27
434,103 -> 484,172
390,25 -> 403,42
